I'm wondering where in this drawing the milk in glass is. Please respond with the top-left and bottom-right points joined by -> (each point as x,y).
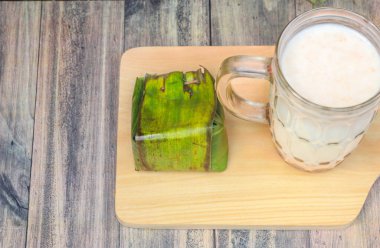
270,23 -> 380,169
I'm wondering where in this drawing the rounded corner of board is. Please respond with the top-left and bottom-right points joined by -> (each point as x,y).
115,214 -> 148,229
115,207 -> 135,228
121,47 -> 149,62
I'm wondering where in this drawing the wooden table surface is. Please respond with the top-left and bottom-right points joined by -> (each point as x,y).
1,1 -> 379,247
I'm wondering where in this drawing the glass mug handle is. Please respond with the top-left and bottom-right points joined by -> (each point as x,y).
216,55 -> 272,123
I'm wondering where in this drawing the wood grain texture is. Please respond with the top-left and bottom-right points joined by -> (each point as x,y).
210,0 -> 295,45
216,229 -> 312,248
116,46 -> 380,228
26,2 -> 124,247
120,229 -> 214,248
121,1 -> 212,247
295,0 -> 371,16
0,0 -> 374,247
216,229 -> 310,248
124,0 -> 210,49
0,2 -> 41,248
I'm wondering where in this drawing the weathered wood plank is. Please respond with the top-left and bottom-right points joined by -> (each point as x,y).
295,1 -> 380,247
124,0 -> 210,49
26,2 -> 124,247
215,229 -> 311,248
211,0 -> 312,247
121,1 -> 212,247
120,229 -> 214,248
211,0 -> 295,45
0,2 -> 41,248
295,0 -> 371,16
216,230 -> 256,247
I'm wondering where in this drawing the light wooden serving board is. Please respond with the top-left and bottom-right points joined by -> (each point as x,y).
116,46 -> 380,229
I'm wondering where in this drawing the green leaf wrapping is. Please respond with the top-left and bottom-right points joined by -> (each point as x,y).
131,68 -> 228,171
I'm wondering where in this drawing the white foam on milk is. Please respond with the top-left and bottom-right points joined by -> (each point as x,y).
280,23 -> 380,108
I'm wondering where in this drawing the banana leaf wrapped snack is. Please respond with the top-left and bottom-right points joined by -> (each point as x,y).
131,68 -> 228,171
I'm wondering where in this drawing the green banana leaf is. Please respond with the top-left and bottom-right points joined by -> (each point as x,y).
131,68 -> 228,172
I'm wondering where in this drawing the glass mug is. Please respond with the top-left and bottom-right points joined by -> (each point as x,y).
216,8 -> 380,171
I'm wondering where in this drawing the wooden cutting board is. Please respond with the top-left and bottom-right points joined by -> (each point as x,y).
115,46 -> 380,229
